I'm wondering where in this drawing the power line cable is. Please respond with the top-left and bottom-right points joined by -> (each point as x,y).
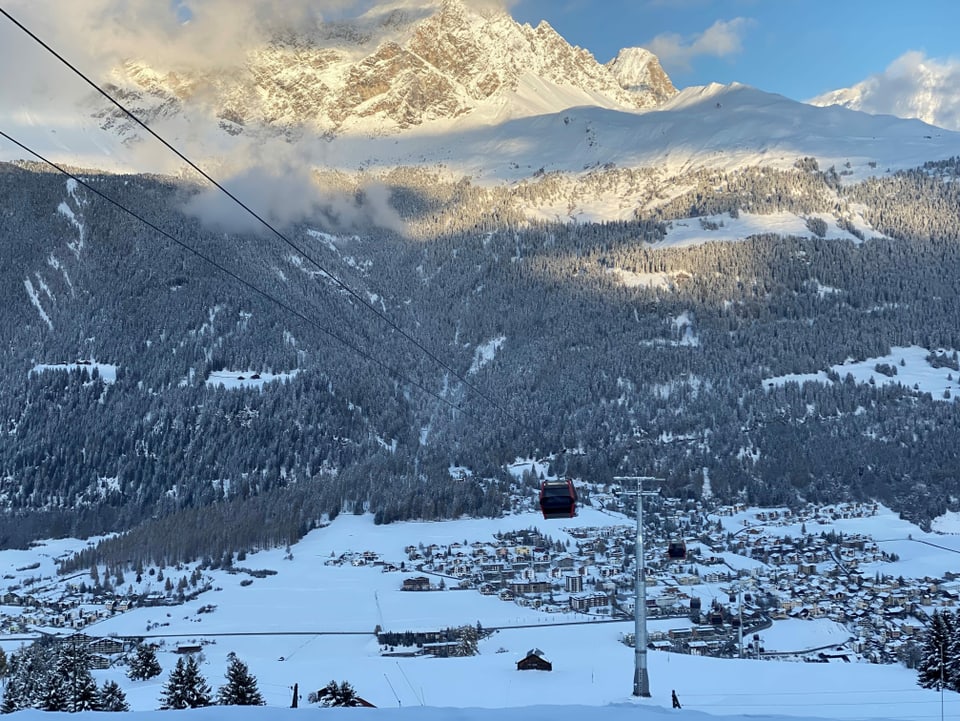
0,129 -> 478,422
0,5 -> 515,422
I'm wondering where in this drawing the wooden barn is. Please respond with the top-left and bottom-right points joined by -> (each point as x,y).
516,648 -> 552,671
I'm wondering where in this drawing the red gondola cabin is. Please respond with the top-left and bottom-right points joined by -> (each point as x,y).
539,479 -> 577,520
667,539 -> 687,560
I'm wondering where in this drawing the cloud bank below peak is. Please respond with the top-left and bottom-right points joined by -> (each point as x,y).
809,51 -> 960,132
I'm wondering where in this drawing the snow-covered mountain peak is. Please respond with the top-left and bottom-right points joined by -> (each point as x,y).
95,0 -> 677,138
808,52 -> 960,132
606,47 -> 676,103
659,82 -> 773,112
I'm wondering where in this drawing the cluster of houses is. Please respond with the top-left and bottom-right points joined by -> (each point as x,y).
3,499 -> 956,667
1,570 -> 211,637
364,500 -> 958,664
0,590 -> 137,635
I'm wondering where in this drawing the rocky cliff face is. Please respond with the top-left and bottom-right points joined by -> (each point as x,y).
606,47 -> 676,105
98,0 -> 677,137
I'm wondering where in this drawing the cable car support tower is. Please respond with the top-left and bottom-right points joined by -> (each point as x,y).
614,475 -> 663,698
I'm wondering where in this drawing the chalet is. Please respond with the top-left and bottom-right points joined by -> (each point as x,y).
402,577 -> 431,592
509,579 -> 552,595
89,637 -> 125,655
175,644 -> 203,655
423,641 -> 459,658
569,592 -> 607,612
516,649 -> 552,671
89,655 -> 111,670
687,640 -> 710,656
656,595 -> 681,610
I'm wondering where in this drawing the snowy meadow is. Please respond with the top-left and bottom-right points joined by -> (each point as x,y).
3,505 -> 960,721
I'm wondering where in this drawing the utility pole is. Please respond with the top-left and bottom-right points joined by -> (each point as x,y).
940,642 -> 945,721
614,475 -> 662,698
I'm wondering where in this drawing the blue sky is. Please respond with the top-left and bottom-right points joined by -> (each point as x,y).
511,0 -> 960,102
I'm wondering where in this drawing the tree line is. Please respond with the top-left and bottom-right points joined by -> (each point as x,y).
1,639 -> 264,713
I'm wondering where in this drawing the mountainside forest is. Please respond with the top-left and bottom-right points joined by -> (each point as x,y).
3,156 -> 960,563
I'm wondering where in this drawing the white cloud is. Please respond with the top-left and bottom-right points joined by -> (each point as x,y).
0,1 -> 411,233
183,149 -> 406,236
811,51 -> 960,132
645,17 -> 753,74
0,1 -> 355,77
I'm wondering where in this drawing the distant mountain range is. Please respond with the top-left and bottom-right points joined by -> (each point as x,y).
7,0 -> 960,194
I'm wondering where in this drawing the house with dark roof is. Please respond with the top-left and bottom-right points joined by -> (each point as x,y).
517,648 -> 552,671
401,576 -> 431,591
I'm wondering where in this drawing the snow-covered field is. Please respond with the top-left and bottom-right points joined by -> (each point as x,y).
4,506 -> 960,721
653,211 -> 877,249
765,344 -> 960,403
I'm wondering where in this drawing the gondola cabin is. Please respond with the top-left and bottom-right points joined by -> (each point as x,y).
539,479 -> 577,520
667,539 -> 687,560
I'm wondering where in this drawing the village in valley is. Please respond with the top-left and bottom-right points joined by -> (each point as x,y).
358,495 -> 948,666
1,481 -> 958,672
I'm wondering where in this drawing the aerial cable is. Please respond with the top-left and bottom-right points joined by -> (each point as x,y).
0,129 -> 481,423
0,6 -> 515,423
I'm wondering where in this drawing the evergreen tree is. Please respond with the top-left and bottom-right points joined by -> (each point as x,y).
1,640 -> 57,713
316,680 -> 362,707
217,652 -> 265,706
98,680 -> 130,712
947,611 -> 960,691
159,655 -> 212,710
41,680 -> 69,713
453,624 -> 479,657
160,657 -> 188,710
918,610 -> 955,690
127,642 -> 163,681
56,640 -> 100,712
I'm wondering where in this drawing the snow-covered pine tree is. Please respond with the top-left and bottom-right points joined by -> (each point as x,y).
128,642 -> 163,681
163,654 -> 213,709
217,652 -> 265,706
57,640 -> 100,712
184,654 -> 213,708
453,624 -> 479,656
160,657 -> 189,710
42,678 -> 69,713
316,680 -> 362,707
918,610 -> 955,690
1,640 -> 57,712
1,652 -> 23,714
946,610 -> 960,692
98,680 -> 130,712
